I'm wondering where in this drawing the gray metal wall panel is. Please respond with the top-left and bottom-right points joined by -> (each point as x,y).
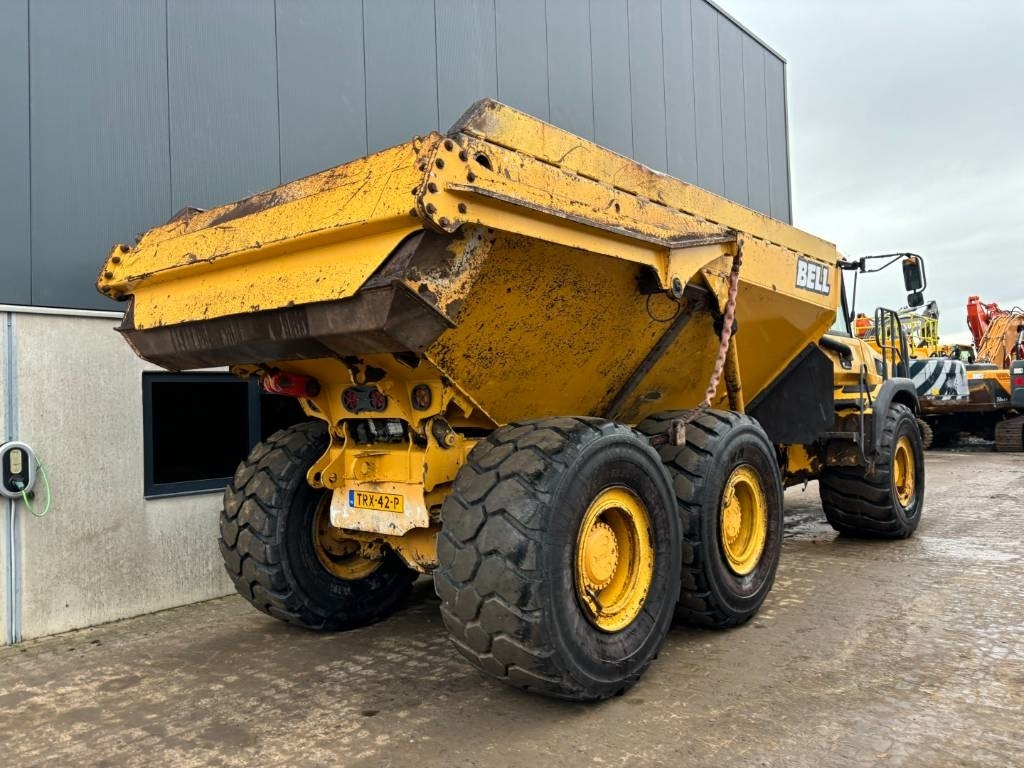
495,0 -> 548,121
0,0 -> 31,305
691,0 -> 724,195
742,35 -> 771,216
661,0 -> 698,183
765,55 -> 791,222
547,0 -> 594,141
276,0 -> 367,181
167,0 -> 280,212
364,0 -> 438,152
436,0 -> 498,131
718,16 -> 748,205
589,0 -> 632,157
9,0 -> 790,311
30,0 -> 171,310
628,0 -> 668,171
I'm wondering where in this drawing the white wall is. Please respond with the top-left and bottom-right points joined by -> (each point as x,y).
1,314 -> 9,640
7,313 -> 232,641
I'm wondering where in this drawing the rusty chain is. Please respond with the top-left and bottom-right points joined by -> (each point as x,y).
666,241 -> 744,447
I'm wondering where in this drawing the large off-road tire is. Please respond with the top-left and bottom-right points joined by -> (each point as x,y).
220,421 -> 415,630
819,403 -> 924,538
637,409 -> 784,629
916,418 -> 934,450
434,417 -> 681,701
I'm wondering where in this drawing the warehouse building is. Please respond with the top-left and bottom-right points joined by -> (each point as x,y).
0,0 -> 790,644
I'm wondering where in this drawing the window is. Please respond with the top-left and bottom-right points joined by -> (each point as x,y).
142,372 -> 305,498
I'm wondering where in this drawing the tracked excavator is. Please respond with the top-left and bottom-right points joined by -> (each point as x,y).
965,297 -> 1024,451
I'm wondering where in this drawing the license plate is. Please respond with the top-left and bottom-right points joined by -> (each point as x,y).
348,490 -> 404,513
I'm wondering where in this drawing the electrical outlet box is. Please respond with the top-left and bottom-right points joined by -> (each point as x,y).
1,441 -> 36,498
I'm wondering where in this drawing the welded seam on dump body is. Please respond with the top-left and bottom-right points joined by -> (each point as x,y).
4,311 -> 22,644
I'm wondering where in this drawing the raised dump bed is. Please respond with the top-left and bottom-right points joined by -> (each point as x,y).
99,100 -> 926,701
100,101 -> 839,421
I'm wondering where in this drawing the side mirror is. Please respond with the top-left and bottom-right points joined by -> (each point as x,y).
907,291 -> 925,308
902,255 -> 926,292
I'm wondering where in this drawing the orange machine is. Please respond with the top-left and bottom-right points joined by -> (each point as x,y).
966,296 -> 1024,368
959,296 -> 1024,451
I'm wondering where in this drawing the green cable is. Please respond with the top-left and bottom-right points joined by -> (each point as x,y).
19,460 -> 51,518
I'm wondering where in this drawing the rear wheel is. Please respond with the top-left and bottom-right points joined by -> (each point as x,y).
434,417 -> 681,701
819,403 -> 924,538
220,421 -> 415,630
637,410 -> 784,628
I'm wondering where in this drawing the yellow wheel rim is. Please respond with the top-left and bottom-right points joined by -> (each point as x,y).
575,487 -> 655,633
719,465 -> 768,576
311,495 -> 383,580
892,435 -> 915,507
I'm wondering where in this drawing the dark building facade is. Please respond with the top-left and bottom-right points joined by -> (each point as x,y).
0,0 -> 790,311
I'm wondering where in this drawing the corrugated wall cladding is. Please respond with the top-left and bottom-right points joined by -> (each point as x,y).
0,0 -> 790,311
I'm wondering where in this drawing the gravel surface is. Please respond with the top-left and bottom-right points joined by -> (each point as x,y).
2,450 -> 1021,767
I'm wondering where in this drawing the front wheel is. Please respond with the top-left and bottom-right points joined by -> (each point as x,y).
819,403 -> 924,538
434,417 -> 681,701
637,410 -> 784,629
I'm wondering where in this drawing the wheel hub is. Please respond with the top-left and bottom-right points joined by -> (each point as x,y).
723,504 -> 742,540
312,496 -> 385,580
575,487 -> 654,633
580,521 -> 619,590
719,465 -> 768,577
893,435 -> 915,507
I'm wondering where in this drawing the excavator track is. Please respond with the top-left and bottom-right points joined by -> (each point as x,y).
994,415 -> 1024,452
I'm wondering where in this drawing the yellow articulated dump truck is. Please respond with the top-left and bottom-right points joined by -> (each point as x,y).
98,100 -> 925,701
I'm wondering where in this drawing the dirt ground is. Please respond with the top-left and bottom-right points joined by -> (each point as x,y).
2,450 -> 1022,768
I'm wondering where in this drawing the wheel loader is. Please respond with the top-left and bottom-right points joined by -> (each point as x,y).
98,100 -> 926,701
850,281 -> 974,450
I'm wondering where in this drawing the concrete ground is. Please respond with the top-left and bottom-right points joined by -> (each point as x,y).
2,451 -> 1022,768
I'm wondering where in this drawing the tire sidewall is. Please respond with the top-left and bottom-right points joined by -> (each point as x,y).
697,425 -> 783,618
542,433 -> 681,693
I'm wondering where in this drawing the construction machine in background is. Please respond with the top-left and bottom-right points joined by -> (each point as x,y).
845,267 -> 969,449
964,296 -> 1024,451
98,100 -> 926,700
968,296 -> 1024,368
858,293 -> 1024,452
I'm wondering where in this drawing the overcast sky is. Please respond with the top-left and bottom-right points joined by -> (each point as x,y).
718,0 -> 1024,343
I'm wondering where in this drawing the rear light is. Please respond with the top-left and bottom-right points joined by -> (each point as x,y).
261,371 -> 320,398
1015,376 -> 1024,388
342,386 -> 388,413
411,384 -> 432,411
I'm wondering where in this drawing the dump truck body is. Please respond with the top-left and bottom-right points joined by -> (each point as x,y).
100,101 -> 924,700
102,102 -> 837,421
